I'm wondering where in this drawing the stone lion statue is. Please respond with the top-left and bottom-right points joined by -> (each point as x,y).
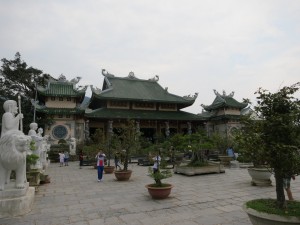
0,130 -> 31,191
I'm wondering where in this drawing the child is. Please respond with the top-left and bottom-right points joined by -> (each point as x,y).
59,151 -> 65,167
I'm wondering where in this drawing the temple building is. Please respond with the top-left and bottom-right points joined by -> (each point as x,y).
35,71 -> 204,144
85,70 -> 204,141
198,90 -> 248,138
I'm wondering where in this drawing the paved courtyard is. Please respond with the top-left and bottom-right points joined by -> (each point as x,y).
1,161 -> 300,225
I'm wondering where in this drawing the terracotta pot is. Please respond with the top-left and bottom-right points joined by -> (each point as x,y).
243,203 -> 300,224
145,183 -> 173,199
104,166 -> 115,174
114,170 -> 132,181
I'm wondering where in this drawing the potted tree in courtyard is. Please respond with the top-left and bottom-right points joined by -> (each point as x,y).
173,130 -> 225,175
235,83 -> 300,224
146,156 -> 173,199
114,120 -> 141,181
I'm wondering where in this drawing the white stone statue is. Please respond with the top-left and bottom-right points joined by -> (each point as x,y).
37,127 -> 43,137
1,100 -> 23,138
0,130 -> 31,191
28,122 -> 38,136
40,135 -> 50,169
69,137 -> 76,155
28,123 -> 43,169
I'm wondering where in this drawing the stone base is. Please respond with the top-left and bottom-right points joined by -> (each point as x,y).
0,182 -> 35,218
174,162 -> 225,176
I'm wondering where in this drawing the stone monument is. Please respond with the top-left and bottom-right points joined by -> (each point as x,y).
0,99 -> 35,218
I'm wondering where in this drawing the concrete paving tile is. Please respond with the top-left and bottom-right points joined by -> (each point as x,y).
1,162 -> 300,225
215,204 -> 242,212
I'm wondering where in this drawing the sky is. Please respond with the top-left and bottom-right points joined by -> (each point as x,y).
0,0 -> 299,114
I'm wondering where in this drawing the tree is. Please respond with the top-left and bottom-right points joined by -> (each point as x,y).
117,120 -> 141,171
0,52 -> 51,134
235,82 -> 300,209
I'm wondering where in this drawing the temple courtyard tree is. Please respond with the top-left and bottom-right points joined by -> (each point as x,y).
0,52 -> 51,133
235,82 -> 300,210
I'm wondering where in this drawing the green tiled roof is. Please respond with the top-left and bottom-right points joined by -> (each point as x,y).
92,76 -> 197,106
85,108 -> 205,121
38,82 -> 87,97
203,95 -> 247,111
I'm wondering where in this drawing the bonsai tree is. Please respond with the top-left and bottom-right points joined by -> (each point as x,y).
235,82 -> 300,209
117,120 -> 141,171
148,166 -> 172,187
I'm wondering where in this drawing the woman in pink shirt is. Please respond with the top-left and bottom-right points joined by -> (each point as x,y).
95,151 -> 105,182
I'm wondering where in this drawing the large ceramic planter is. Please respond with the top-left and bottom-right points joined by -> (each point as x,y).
247,167 -> 272,186
243,203 -> 300,224
104,166 -> 115,174
218,155 -> 233,165
114,170 -> 132,181
145,184 -> 173,199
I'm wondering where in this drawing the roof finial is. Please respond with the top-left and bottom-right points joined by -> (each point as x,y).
128,71 -> 135,78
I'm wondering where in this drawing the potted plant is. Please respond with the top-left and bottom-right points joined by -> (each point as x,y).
114,120 -> 141,181
26,153 -> 41,187
146,163 -> 173,199
173,130 -> 224,175
234,83 -> 300,224
235,122 -> 273,186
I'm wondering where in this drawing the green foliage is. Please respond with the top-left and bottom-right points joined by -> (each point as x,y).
187,160 -> 209,167
111,120 -> 141,171
30,140 -> 36,151
0,52 -> 51,133
148,167 -> 172,187
82,144 -> 99,159
26,154 -> 39,171
234,82 -> 300,209
246,199 -> 300,217
58,139 -> 67,145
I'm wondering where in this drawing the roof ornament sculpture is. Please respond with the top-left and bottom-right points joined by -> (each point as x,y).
148,75 -> 159,82
58,74 -> 67,82
183,92 -> 198,100
213,89 -> 235,97
102,69 -> 115,78
70,77 -> 81,84
128,71 -> 136,79
90,85 -> 102,94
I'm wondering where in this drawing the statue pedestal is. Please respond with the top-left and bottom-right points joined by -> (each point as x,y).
0,182 -> 35,218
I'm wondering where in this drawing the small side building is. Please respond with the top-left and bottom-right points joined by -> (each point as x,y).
35,75 -> 88,144
199,90 -> 248,138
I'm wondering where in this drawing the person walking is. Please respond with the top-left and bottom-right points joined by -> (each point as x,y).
79,151 -> 84,169
64,151 -> 69,166
226,146 -> 235,160
96,151 -> 105,182
284,174 -> 296,200
114,151 -> 121,170
152,150 -> 161,173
